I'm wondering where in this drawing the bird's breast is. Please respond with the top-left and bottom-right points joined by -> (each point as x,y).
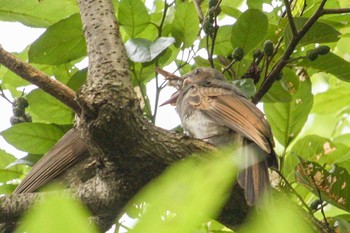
182,110 -> 237,146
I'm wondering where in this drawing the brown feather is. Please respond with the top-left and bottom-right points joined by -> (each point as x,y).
14,129 -> 88,194
174,67 -> 278,206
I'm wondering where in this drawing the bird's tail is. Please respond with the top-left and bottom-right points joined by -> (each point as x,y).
237,139 -> 270,206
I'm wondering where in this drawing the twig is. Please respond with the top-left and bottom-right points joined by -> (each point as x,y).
152,0 -> 172,123
221,59 -> 237,74
322,8 -> 350,14
275,169 -> 313,214
193,0 -> 204,22
284,0 -> 298,36
0,85 -> 13,104
310,176 -> 330,228
0,46 -> 80,114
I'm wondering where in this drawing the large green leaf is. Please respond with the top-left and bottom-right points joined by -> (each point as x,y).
125,37 -> 175,63
262,81 -> 292,103
300,53 -> 350,82
284,18 -> 341,46
117,0 -> 150,37
18,194 -> 97,233
171,2 -> 199,48
312,87 -> 350,114
26,89 -> 74,125
0,0 -> 78,27
127,149 -> 237,233
284,135 -> 350,179
264,77 -> 313,147
1,123 -> 68,154
231,9 -> 268,54
295,160 -> 350,212
28,13 -> 86,65
213,26 -> 234,56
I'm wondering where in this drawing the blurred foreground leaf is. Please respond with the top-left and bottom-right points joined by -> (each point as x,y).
16,193 -> 98,233
126,149 -> 238,233
240,197 -> 315,233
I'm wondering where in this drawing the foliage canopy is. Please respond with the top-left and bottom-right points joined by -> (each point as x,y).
1,0 -> 350,232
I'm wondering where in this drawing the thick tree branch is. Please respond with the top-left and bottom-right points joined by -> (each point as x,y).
0,46 -> 80,113
0,193 -> 42,223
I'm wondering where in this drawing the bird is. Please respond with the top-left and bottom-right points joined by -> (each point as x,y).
159,67 -> 278,206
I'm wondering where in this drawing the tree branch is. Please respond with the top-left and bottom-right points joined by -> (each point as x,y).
322,8 -> 350,14
0,46 -> 80,114
283,0 -> 298,36
0,193 -> 42,223
253,0 -> 328,103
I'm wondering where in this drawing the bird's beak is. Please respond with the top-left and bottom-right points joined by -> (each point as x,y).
155,67 -> 182,81
159,91 -> 180,106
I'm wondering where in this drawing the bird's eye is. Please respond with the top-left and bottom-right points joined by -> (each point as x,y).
194,68 -> 201,75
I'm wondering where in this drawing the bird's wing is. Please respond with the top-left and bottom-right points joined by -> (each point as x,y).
187,86 -> 273,153
14,129 -> 88,194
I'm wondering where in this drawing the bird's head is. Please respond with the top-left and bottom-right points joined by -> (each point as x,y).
157,67 -> 226,106
182,67 -> 225,87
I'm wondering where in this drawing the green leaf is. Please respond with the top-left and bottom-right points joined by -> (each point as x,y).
0,149 -> 23,183
28,13 -> 86,65
264,77 -> 313,147
231,9 -> 268,54
300,53 -> 350,82
284,135 -> 350,179
117,0 -> 150,37
334,215 -> 350,233
18,194 -> 97,233
240,198 -> 313,233
295,160 -> 350,212
246,0 -> 271,10
26,89 -> 74,125
284,18 -> 341,46
1,123 -> 68,154
0,149 -> 16,168
127,149 -> 237,233
52,63 -> 79,84
232,79 -> 256,98
0,0 -> 79,27
312,87 -> 350,114
0,184 -> 17,195
171,2 -> 199,48
125,37 -> 175,63
262,81 -> 292,103
334,134 -> 350,147
7,154 -> 42,168
67,68 -> 87,91
213,26 -> 234,56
